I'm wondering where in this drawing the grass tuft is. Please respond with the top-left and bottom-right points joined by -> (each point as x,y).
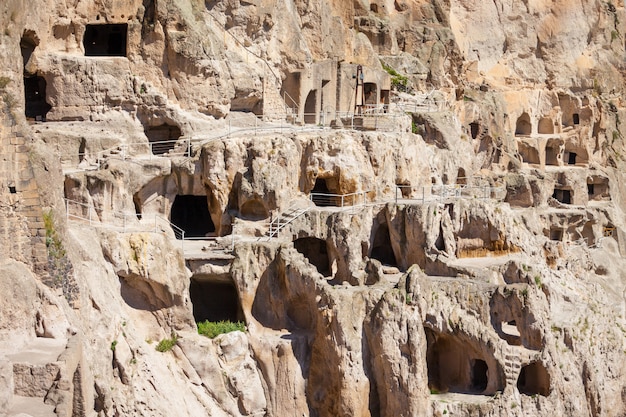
197,320 -> 246,338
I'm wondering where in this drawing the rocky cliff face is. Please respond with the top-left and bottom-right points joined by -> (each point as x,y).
1,1 -> 626,416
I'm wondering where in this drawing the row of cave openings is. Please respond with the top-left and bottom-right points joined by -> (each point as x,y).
551,175 -> 609,205
514,103 -> 590,137
164,177 -> 368,240
425,329 -> 550,397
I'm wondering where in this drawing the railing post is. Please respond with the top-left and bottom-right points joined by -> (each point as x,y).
341,195 -> 345,207
182,230 -> 185,255
422,186 -> 425,204
187,139 -> 191,157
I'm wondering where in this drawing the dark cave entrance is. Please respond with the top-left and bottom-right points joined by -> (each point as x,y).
294,237 -> 330,276
189,279 -> 244,323
311,178 -> 333,206
84,24 -> 128,57
567,152 -> 577,165
517,362 -> 551,397
144,124 -> 182,155
24,76 -> 51,121
170,195 -> 215,238
471,359 -> 489,392
370,224 -> 397,266
552,188 -> 572,205
470,122 -> 480,139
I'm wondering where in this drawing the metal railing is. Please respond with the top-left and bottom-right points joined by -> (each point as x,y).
309,190 -> 371,208
394,184 -> 507,204
63,198 -> 227,255
265,204 -> 311,240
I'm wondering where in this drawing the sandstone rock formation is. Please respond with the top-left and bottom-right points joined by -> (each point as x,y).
1,0 -> 626,416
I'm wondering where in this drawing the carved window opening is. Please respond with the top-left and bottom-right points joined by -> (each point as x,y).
370,3 -> 379,12
190,279 -> 244,323
470,122 -> 480,139
552,188 -> 571,205
500,320 -> 522,345
294,237 -> 330,276
517,362 -> 551,397
550,228 -> 563,241
145,124 -> 182,155
371,224 -> 397,266
170,195 -> 215,238
587,176 -> 609,201
84,23 -> 128,57
573,113 -> 580,125
567,152 -> 577,165
8,186 -> 16,194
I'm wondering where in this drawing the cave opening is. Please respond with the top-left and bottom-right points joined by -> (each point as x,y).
457,168 -> 467,185
567,152 -> 577,165
573,113 -> 580,125
189,279 -> 244,323
304,89 -> 317,124
425,328 -> 494,395
84,23 -> 128,57
364,82 -> 377,105
144,124 -> 182,155
24,76 -> 51,121
170,195 -> 215,238
538,117 -> 554,134
240,199 -> 269,220
587,176 -> 609,201
552,188 -> 571,204
294,237 -> 330,276
370,224 -> 397,266
550,227 -> 563,241
470,122 -> 480,139
517,362 -> 551,397
518,142 -> 540,165
515,113 -> 532,136
311,177 -> 334,206
545,143 -> 560,166
471,359 -> 489,392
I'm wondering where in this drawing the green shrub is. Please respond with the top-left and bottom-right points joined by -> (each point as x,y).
155,333 -> 178,352
380,61 -> 409,92
197,320 -> 246,338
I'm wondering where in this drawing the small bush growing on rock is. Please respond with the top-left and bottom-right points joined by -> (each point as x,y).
197,320 -> 246,338
155,333 -> 178,352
